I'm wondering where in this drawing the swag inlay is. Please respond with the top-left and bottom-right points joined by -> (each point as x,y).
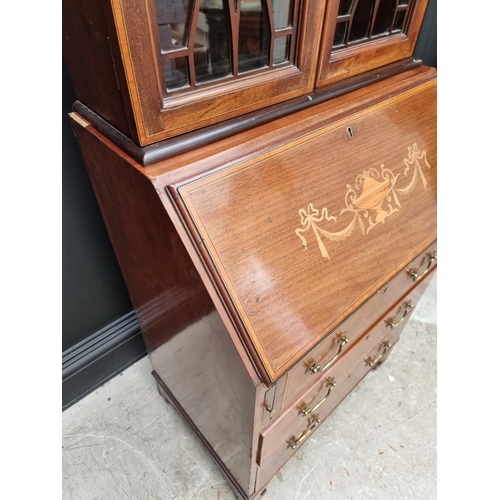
295,144 -> 432,259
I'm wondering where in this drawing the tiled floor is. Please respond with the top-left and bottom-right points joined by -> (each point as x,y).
62,274 -> 437,500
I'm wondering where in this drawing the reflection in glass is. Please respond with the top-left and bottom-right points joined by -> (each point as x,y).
196,0 -> 232,83
272,0 -> 292,29
155,0 -> 193,51
338,0 -> 354,16
350,0 -> 374,41
163,57 -> 189,90
333,21 -> 348,47
273,36 -> 290,64
332,0 -> 414,50
372,0 -> 396,35
393,10 -> 406,31
157,0 -> 298,94
238,0 -> 271,73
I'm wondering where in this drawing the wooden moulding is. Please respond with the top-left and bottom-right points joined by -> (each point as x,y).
63,0 -> 135,137
72,57 -> 422,166
88,0 -> 328,144
69,64 -> 436,498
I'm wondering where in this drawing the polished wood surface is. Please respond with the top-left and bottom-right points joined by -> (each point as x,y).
70,115 -> 263,496
261,374 -> 288,428
63,0 -> 431,146
316,0 -> 429,87
259,270 -> 433,459
280,240 -> 436,408
71,57 -> 423,167
69,58 -> 436,498
63,0 -> 134,138
64,0 -> 328,145
144,67 -> 437,389
173,77 -> 436,383
154,374 -> 251,500
255,268 -> 435,490
255,328 -> 402,491
139,66 -> 435,183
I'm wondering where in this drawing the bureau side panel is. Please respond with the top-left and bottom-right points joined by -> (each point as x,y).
70,116 -> 258,495
63,0 -> 134,139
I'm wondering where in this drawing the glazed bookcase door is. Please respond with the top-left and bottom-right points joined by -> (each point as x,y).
110,0 -> 327,145
315,0 -> 428,87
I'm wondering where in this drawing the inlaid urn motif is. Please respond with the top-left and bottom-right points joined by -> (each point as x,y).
353,170 -> 393,223
295,144 -> 432,259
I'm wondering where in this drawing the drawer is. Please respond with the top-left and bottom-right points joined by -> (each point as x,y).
255,275 -> 433,489
277,241 -> 437,411
256,328 -> 402,490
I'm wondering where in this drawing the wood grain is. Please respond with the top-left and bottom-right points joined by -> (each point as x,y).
88,0 -> 328,145
280,240 -> 436,408
255,328 -> 403,490
255,268 -> 435,490
259,271 -> 433,464
173,79 -> 436,383
70,116 -> 262,496
68,61 -> 436,499
63,0 -> 134,138
63,0 -> 434,145
71,57 -> 423,167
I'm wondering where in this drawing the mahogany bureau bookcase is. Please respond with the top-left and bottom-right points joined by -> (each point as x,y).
63,0 -> 436,498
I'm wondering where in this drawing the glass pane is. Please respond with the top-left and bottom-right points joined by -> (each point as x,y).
155,0 -> 193,51
349,0 -> 374,42
393,9 -> 406,31
163,57 -> 189,90
273,36 -> 290,64
338,0 -> 354,16
238,0 -> 271,73
196,0 -> 232,83
372,0 -> 397,36
333,21 -> 348,47
272,0 -> 292,29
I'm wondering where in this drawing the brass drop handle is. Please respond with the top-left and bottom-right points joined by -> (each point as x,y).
287,414 -> 321,449
308,334 -> 349,375
300,378 -> 336,417
408,252 -> 437,282
365,341 -> 392,369
385,300 -> 414,329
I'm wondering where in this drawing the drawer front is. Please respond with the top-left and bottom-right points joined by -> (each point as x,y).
279,241 -> 437,410
255,275 -> 433,489
257,329 -> 402,490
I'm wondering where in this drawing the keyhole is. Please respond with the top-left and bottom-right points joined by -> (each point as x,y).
347,127 -> 354,138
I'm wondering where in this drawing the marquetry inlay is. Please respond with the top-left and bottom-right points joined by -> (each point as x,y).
295,143 -> 431,259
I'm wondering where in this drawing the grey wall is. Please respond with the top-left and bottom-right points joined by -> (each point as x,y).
414,0 -> 437,69
62,62 -> 133,351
